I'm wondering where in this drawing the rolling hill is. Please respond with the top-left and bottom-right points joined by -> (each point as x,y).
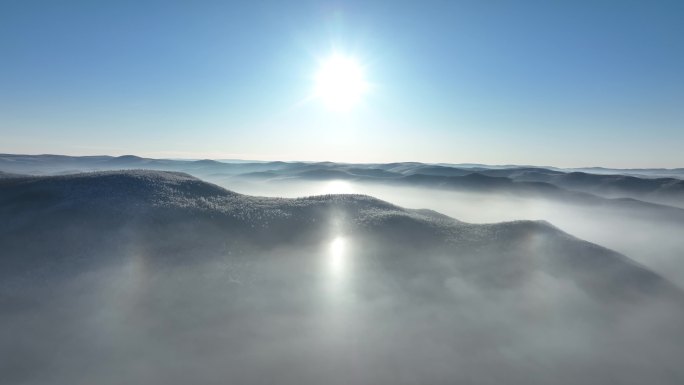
2,170 -> 684,385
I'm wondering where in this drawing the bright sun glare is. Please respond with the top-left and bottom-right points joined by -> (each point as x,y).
314,54 -> 368,111
321,180 -> 354,194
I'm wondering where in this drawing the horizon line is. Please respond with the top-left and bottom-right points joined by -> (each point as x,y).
1,152 -> 683,171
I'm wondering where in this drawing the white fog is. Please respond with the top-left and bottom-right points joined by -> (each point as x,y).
216,178 -> 684,288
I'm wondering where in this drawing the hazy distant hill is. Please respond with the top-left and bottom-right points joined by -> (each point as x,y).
0,171 -> 25,179
2,154 -> 683,208
511,170 -> 684,207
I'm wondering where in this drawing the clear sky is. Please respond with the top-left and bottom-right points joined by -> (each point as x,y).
1,0 -> 682,167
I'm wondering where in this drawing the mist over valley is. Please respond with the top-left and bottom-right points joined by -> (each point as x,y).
2,159 -> 684,384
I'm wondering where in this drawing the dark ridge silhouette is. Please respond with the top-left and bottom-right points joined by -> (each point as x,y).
403,165 -> 474,176
343,167 -> 401,178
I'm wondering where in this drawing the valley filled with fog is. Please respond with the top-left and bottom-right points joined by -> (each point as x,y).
2,157 -> 684,384
220,177 -> 684,288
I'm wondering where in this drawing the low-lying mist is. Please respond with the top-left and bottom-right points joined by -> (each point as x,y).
215,177 -> 684,288
4,234 -> 683,385
3,171 -> 684,385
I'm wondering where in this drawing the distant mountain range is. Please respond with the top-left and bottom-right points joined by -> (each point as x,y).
2,153 -> 684,209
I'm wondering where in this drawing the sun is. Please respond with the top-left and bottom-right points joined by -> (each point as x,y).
314,54 -> 369,111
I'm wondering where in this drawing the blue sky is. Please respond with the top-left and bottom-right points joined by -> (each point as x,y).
1,0 -> 682,167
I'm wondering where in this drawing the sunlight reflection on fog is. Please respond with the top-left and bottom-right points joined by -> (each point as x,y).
323,235 -> 357,308
320,180 -> 354,194
328,236 -> 347,279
